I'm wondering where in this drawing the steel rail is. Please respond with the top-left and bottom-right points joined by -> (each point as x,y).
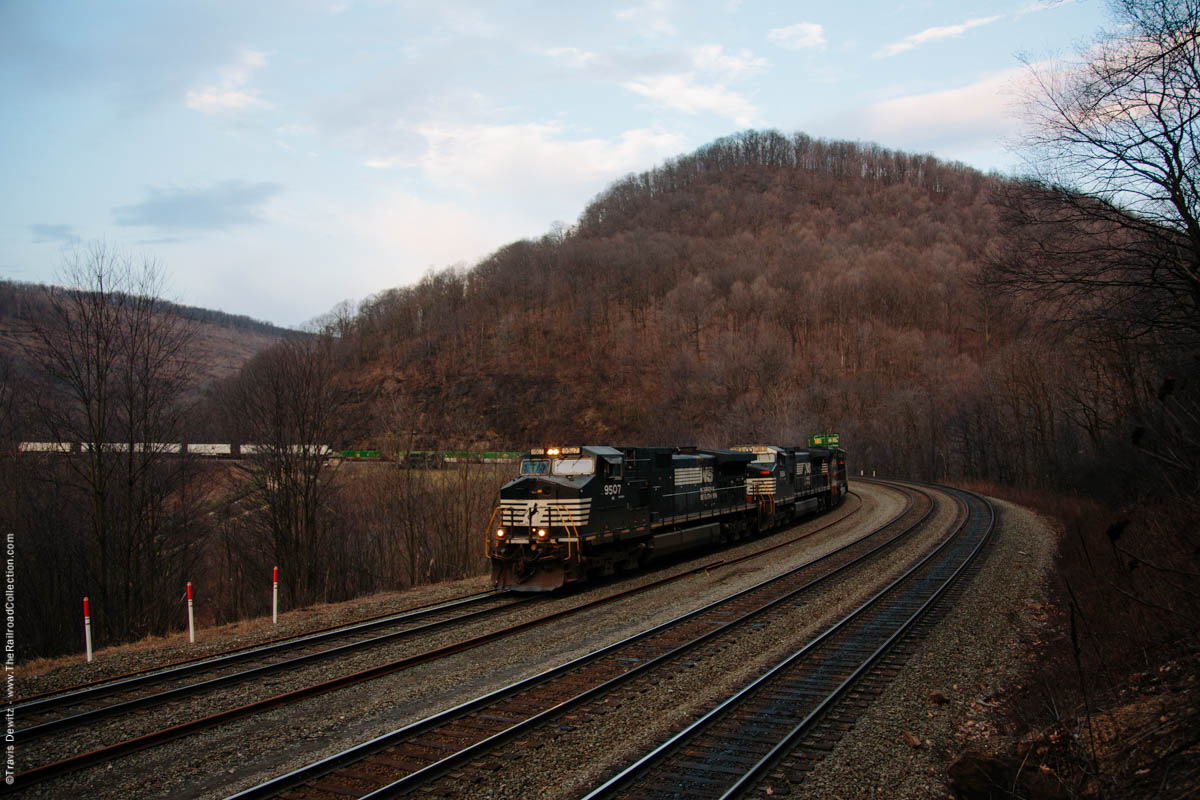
12,589 -> 502,706
6,489 -> 873,794
17,593 -> 536,738
582,484 -> 993,800
219,485 -> 925,800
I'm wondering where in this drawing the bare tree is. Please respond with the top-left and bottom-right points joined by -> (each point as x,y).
22,244 -> 201,643
222,334 -> 345,607
997,0 -> 1200,345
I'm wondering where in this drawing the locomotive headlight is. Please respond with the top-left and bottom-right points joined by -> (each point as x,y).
496,529 -> 506,538
536,529 -> 547,538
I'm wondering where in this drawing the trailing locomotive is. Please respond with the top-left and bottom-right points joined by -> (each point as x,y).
486,441 -> 848,591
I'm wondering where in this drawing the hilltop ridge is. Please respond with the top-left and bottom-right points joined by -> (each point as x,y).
329,131 -> 1019,482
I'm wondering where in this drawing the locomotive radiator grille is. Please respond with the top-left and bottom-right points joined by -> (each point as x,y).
746,476 -> 777,496
500,498 -> 592,527
674,466 -> 714,485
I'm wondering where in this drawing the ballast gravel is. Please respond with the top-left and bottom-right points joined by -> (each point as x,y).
9,484 -> 1058,800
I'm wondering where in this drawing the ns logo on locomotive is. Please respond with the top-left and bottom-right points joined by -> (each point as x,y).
486,439 -> 847,591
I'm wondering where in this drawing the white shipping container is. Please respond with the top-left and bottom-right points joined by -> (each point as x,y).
18,442 -> 72,453
188,443 -> 232,456
82,442 -> 130,452
136,442 -> 182,453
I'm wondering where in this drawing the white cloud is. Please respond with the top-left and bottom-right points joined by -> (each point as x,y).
325,191 -> 524,283
545,46 -> 600,69
615,0 -> 677,37
329,125 -> 691,301
185,86 -> 267,113
617,44 -> 763,126
1017,0 -> 1079,15
185,49 -> 271,114
767,23 -> 827,51
854,67 -> 1027,153
276,123 -> 315,137
691,44 -> 767,80
409,122 -> 685,194
875,16 -> 1003,58
364,153 -> 418,169
623,74 -> 758,126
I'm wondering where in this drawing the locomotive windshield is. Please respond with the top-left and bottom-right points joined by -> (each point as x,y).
520,458 -> 550,475
551,456 -> 595,476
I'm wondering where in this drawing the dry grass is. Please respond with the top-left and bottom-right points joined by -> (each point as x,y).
19,575 -> 487,689
949,479 -> 1200,798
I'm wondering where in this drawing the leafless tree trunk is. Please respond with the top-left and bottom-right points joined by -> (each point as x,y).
21,244 -> 201,643
221,334 -> 345,608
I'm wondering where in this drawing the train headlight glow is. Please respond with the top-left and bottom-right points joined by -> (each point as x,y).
496,529 -> 506,538
536,529 -> 547,538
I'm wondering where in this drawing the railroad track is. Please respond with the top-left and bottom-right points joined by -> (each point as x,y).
584,483 -> 994,799
14,590 -> 529,738
219,484 -> 935,799
7,489 -> 875,794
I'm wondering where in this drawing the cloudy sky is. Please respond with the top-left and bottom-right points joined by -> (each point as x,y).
1,0 -> 1105,327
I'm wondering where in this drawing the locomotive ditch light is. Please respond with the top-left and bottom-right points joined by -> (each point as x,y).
537,529 -> 548,538
496,529 -> 506,538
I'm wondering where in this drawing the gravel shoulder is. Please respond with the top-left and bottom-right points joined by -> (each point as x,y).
10,482 -> 1055,800
797,496 -> 1060,799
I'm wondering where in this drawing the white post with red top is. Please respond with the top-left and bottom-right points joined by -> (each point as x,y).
272,566 -> 279,624
187,581 -> 195,643
83,596 -> 93,663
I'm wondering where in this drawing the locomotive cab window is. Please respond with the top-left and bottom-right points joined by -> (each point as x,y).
520,459 -> 550,475
552,456 -> 595,476
601,457 -> 623,479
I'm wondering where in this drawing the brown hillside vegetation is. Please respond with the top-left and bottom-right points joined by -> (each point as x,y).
0,278 -> 292,426
4,122 -> 1195,797
326,128 -> 1198,796
338,132 -> 1051,485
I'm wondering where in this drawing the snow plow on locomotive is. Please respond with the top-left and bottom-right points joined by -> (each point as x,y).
485,440 -> 848,591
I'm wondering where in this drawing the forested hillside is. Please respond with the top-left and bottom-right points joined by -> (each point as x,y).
7,2 -> 1196,791
0,279 -> 294,399
325,127 -> 1198,795
334,132 -> 1074,487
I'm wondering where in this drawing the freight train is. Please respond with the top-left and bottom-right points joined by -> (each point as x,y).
12,443 -> 520,466
486,440 -> 848,591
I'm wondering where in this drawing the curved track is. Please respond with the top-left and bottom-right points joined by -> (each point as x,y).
15,591 -> 528,738
220,485 -> 935,799
7,489 -> 874,794
582,483 -> 994,799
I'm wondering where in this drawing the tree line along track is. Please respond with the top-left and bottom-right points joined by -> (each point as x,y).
5,488 -> 876,794
219,483 -> 936,800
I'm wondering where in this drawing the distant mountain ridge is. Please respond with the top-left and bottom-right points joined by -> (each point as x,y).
0,279 -> 293,337
0,278 -> 294,390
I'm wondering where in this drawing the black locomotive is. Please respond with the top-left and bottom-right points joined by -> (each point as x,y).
486,442 -> 848,591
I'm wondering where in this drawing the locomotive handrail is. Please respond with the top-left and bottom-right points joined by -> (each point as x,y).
546,502 -> 583,566
483,506 -> 501,559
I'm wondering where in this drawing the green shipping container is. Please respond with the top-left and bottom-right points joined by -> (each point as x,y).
808,433 -> 840,448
